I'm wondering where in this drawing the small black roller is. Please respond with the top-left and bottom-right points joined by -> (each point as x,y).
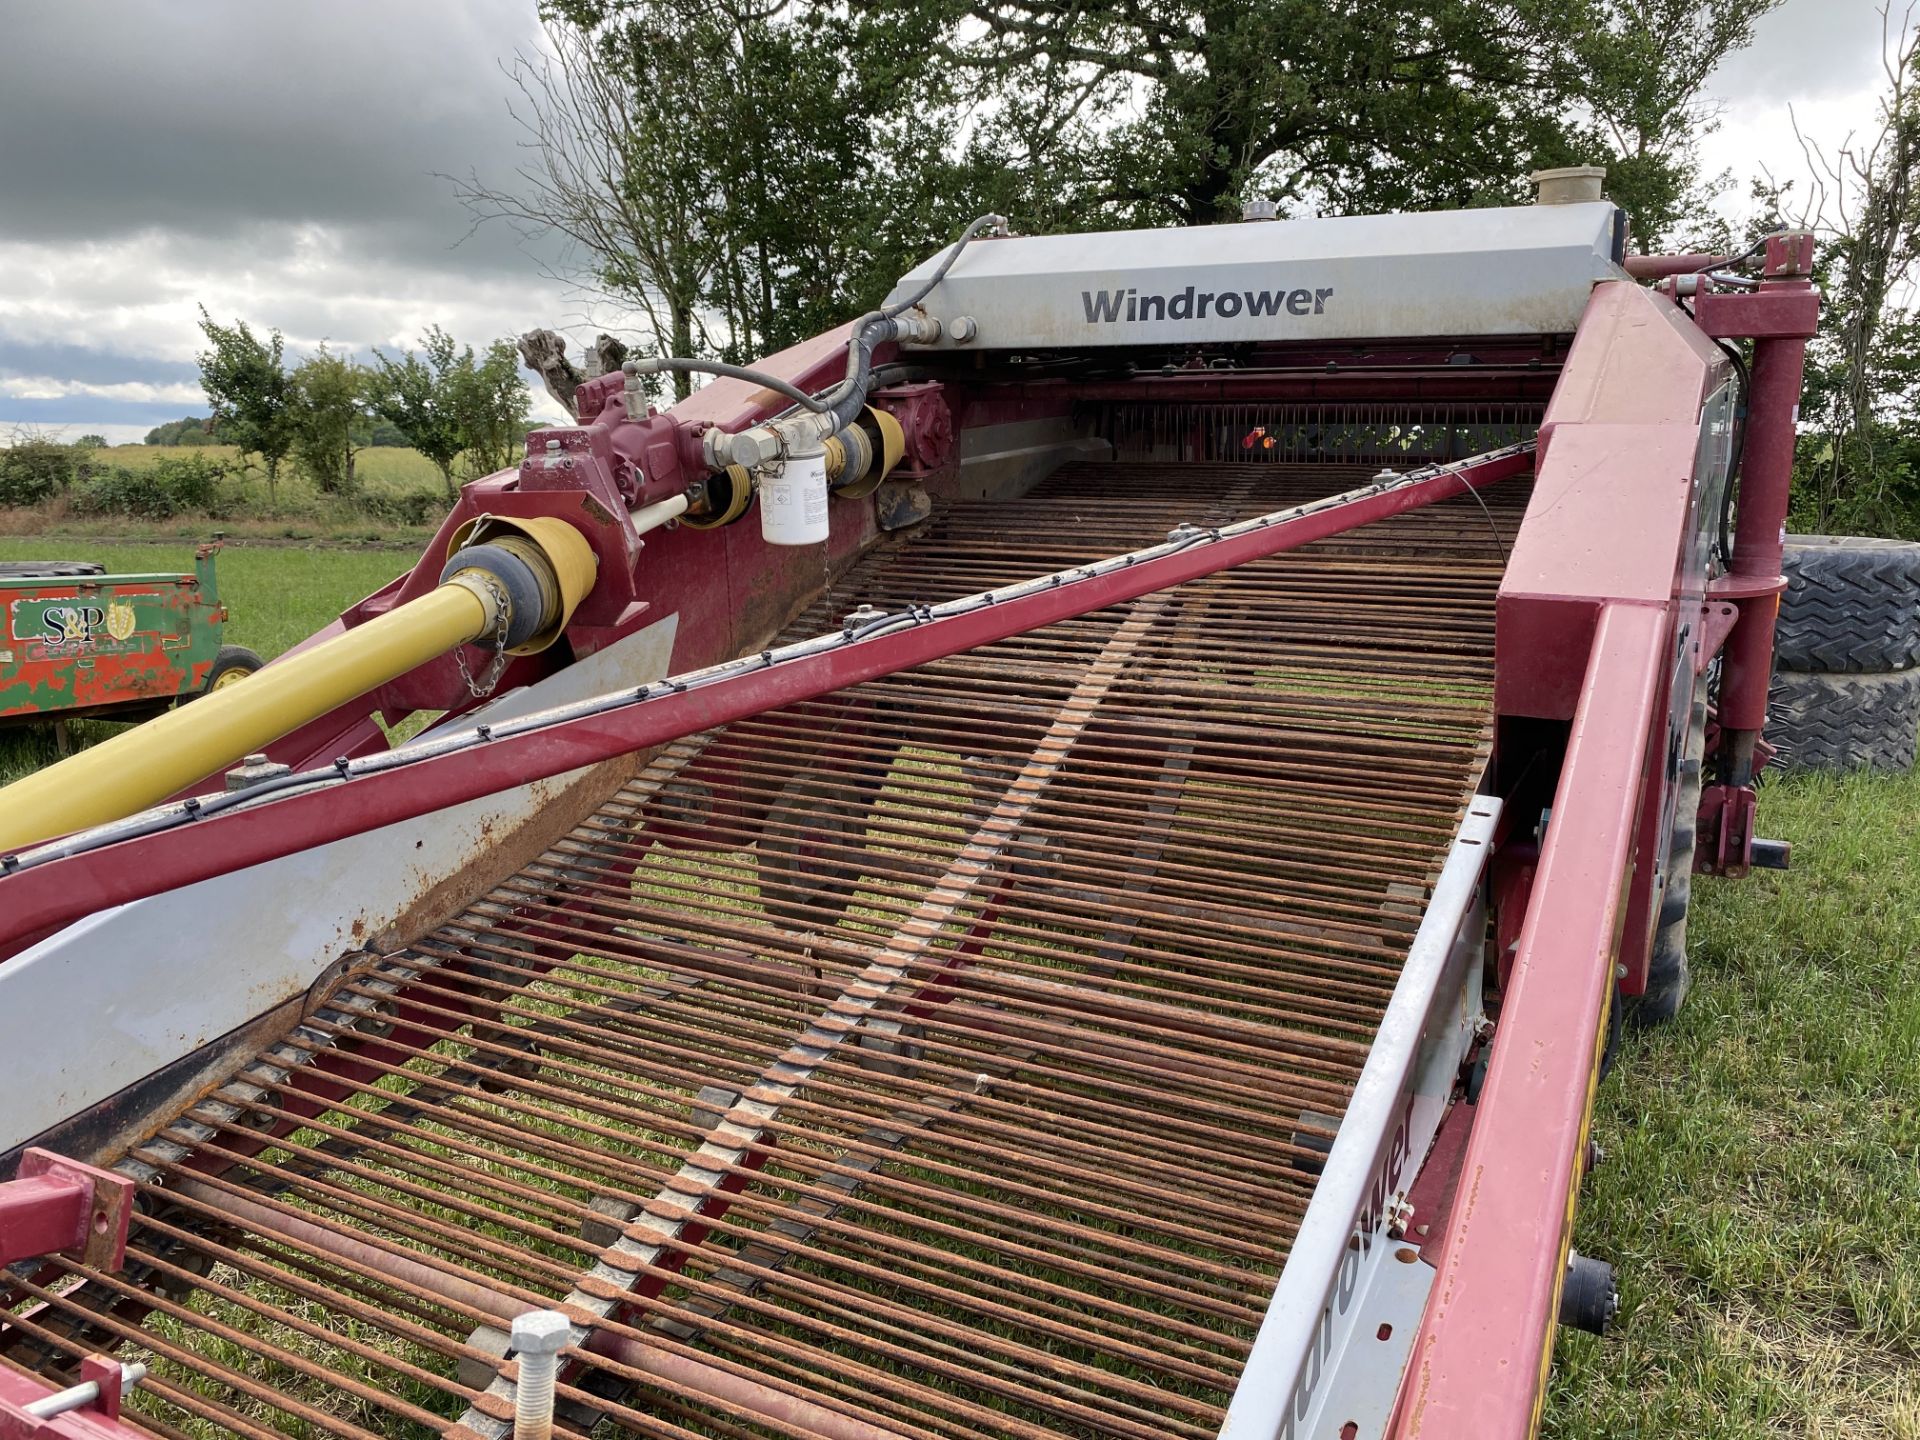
1559,1250 -> 1619,1334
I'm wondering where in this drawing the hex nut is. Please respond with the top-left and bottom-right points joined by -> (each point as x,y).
510,1308 -> 572,1355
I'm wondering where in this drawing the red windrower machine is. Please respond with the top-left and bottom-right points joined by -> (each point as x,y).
0,191 -> 1814,1440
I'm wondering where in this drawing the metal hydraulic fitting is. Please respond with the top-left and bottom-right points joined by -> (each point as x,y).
225,753 -> 291,792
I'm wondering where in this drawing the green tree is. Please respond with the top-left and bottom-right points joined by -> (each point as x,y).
73,433 -> 108,450
366,328 -> 468,498
0,425 -> 80,506
475,0 -> 1772,379
1788,5 -> 1920,536
457,14 -> 723,400
452,339 -> 533,477
464,2 -> 961,389
143,416 -> 221,446
1564,0 -> 1784,251
195,308 -> 293,503
365,328 -> 531,496
288,346 -> 367,495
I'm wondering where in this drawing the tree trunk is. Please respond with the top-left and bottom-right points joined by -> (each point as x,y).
670,302 -> 695,403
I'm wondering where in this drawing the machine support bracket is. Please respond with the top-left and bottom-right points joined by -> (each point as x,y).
0,1359 -> 146,1440
0,1149 -> 132,1271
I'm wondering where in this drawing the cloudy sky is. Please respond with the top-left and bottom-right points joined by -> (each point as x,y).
0,0 -> 1896,446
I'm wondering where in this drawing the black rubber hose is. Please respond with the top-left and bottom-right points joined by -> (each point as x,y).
637,214 -> 1003,439
817,213 -> 1004,429
1713,337 -> 1751,570
633,357 -> 829,413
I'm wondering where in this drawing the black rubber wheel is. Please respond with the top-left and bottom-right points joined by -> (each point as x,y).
0,560 -> 104,579
1599,986 -> 1625,1077
1632,682 -> 1705,1028
1776,535 -> 1920,673
1768,667 -> 1920,773
756,775 -> 869,931
200,644 -> 265,695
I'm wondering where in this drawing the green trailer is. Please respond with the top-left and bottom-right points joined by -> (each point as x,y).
0,542 -> 262,739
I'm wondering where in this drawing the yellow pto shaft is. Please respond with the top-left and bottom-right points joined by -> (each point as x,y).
0,515 -> 596,856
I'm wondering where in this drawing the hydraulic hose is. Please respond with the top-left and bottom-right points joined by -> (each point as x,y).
641,214 -> 1006,457
631,358 -> 829,413
818,213 -> 1004,430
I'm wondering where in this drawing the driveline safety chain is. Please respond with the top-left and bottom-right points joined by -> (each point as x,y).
454,571 -> 514,699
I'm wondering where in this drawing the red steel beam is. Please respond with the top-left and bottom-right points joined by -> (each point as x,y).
0,1152 -> 131,1272
1392,602 -> 1665,1439
0,1365 -> 148,1440
0,1175 -> 90,1269
0,448 -> 1530,956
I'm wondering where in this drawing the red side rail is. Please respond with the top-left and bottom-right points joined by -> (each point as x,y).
0,449 -> 1529,955
1394,603 -> 1664,1437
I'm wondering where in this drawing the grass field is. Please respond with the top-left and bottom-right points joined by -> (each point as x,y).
0,444 -> 451,544
1546,766 -> 1920,1438
0,539 -> 413,784
94,442 -> 446,490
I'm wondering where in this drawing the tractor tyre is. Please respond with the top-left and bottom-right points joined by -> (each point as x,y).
1775,535 -> 1920,674
1768,667 -> 1920,774
200,645 -> 265,696
1632,682 -> 1706,1028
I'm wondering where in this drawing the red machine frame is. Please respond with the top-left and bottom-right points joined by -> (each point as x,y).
0,231 -> 1817,1438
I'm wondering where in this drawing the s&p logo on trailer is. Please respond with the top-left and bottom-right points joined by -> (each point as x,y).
41,604 -> 108,650
10,594 -> 157,654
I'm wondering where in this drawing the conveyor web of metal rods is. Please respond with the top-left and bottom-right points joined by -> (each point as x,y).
2,461 -> 1527,1440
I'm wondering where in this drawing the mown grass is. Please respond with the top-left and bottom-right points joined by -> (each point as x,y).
0,539 -> 413,785
0,444 -> 451,544
1546,766 -> 1920,1438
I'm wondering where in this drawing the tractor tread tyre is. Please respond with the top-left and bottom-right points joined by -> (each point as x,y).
1632,686 -> 1704,1029
1769,667 -> 1920,773
756,774 -> 869,932
1775,535 -> 1920,674
0,560 -> 104,579
198,645 -> 265,696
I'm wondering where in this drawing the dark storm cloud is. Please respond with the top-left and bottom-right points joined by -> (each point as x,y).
0,339 -> 199,390
0,0 -> 552,276
0,395 -> 189,436
0,0 -> 592,440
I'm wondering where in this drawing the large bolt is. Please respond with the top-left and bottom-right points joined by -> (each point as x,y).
510,1309 -> 571,1440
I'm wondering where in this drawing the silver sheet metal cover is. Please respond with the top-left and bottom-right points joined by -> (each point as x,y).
886,201 -> 1624,348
